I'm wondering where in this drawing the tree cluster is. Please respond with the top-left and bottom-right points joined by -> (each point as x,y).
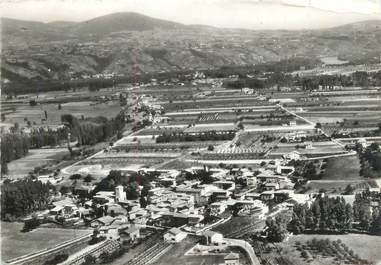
266,214 -> 289,242
358,143 -> 381,178
1,179 -> 52,220
289,196 -> 353,234
61,112 -> 126,146
353,190 -> 381,234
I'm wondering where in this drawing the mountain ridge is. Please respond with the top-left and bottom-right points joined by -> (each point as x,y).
2,12 -> 381,88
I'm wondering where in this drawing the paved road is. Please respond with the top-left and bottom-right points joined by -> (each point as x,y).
185,159 -> 273,165
226,238 -> 261,265
278,104 -> 315,126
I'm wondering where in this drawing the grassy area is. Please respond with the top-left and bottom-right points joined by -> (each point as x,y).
6,148 -> 70,178
0,221 -> 91,262
321,155 -> 361,180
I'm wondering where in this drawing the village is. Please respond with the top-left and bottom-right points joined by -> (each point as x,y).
2,67 -> 381,265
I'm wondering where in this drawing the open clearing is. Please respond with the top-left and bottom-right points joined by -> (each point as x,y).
6,148 -> 69,178
0,221 -> 91,262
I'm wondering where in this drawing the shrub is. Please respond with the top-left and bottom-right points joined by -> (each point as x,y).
22,216 -> 40,232
44,253 -> 69,265
69,174 -> 82,180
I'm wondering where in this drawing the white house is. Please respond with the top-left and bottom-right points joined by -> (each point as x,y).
164,228 -> 187,243
115,185 -> 126,202
283,151 -> 301,160
203,231 -> 224,245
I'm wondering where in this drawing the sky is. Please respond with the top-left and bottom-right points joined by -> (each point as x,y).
1,0 -> 381,29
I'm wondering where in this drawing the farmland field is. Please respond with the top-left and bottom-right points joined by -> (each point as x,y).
2,101 -> 122,129
0,221 -> 91,262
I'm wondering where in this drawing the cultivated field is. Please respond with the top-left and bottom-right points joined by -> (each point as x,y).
2,100 -> 122,128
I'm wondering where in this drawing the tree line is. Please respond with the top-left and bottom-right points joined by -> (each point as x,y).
289,196 -> 353,234
156,131 -> 235,143
222,71 -> 381,91
289,192 -> 381,235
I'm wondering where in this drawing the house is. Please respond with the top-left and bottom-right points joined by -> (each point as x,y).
260,191 -> 275,201
107,203 -> 127,216
256,171 -> 279,183
122,225 -> 140,241
115,185 -> 126,202
203,231 -> 224,245
90,216 -> 129,228
264,182 -> 280,191
90,216 -> 115,228
283,151 -> 301,160
98,226 -> 120,240
304,141 -> 313,149
288,120 -> 297,126
164,228 -> 187,243
276,165 -> 294,175
357,138 -> 368,148
213,180 -> 235,191
223,252 -> 240,265
244,193 -> 261,201
93,191 -> 115,204
210,202 -> 228,216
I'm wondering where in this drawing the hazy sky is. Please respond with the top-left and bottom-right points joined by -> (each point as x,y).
1,0 -> 381,29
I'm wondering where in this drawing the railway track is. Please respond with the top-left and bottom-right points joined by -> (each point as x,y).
124,240 -> 172,265
224,220 -> 264,239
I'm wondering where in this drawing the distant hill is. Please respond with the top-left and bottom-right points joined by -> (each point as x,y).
1,13 -> 381,89
1,12 -> 185,42
70,12 -> 185,36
